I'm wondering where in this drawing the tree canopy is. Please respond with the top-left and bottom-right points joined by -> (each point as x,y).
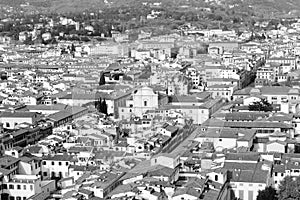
248,98 -> 273,112
278,176 -> 300,200
99,72 -> 106,86
257,186 -> 277,200
94,98 -> 108,115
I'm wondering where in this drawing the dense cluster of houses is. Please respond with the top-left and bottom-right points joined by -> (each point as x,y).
1,11 -> 300,200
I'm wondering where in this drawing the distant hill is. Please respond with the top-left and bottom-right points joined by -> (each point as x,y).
1,0 -> 300,17
227,0 -> 300,18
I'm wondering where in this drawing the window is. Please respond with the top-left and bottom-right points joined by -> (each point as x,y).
281,173 -> 284,177
6,122 -> 10,128
239,190 -> 244,199
219,139 -> 222,142
23,185 -> 26,190
248,191 -> 253,200
215,175 -> 218,181
42,161 -> 46,165
30,185 -> 33,190
9,197 -> 15,200
3,184 -> 7,189
275,172 -> 278,176
17,185 -> 21,190
51,161 -> 54,165
9,184 -> 14,189
43,172 -> 47,176
144,101 -> 147,107
58,162 -> 62,166
16,197 -> 21,200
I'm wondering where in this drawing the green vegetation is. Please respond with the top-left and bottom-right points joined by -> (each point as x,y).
1,0 -> 300,43
248,99 -> 273,112
99,72 -> 106,86
95,98 -> 108,115
278,176 -> 300,200
257,186 -> 277,200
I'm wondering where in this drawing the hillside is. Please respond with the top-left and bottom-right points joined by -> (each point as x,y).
228,0 -> 300,18
1,0 -> 300,18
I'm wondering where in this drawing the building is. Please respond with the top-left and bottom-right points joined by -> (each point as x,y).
41,154 -> 75,179
119,87 -> 159,119
0,112 -> 41,129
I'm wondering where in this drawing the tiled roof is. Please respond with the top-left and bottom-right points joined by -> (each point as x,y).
225,112 -> 269,121
231,167 -> 268,183
43,154 -> 74,161
202,118 -> 293,129
0,111 -> 39,118
173,187 -> 200,198
225,153 -> 260,162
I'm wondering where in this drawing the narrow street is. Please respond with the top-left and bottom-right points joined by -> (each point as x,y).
169,126 -> 198,156
160,125 -> 198,156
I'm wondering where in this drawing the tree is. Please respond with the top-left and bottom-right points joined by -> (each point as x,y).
101,99 -> 108,115
257,186 -> 277,200
95,98 -> 102,112
278,176 -> 300,200
99,72 -> 105,86
71,43 -> 76,52
248,99 -> 273,112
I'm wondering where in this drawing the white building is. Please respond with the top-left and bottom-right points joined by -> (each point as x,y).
41,154 -> 74,179
119,87 -> 158,119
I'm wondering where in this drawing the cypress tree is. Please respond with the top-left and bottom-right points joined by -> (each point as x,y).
102,99 -> 108,115
97,97 -> 102,113
99,72 -> 105,85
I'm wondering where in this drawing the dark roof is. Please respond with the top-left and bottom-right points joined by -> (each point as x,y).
78,188 -> 93,196
26,146 -> 43,154
225,153 -> 260,162
0,156 -> 20,168
225,112 -> 269,121
231,165 -> 269,183
43,154 -> 74,161
173,187 -> 200,198
273,164 -> 285,173
0,111 -> 39,118
202,118 -> 292,129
